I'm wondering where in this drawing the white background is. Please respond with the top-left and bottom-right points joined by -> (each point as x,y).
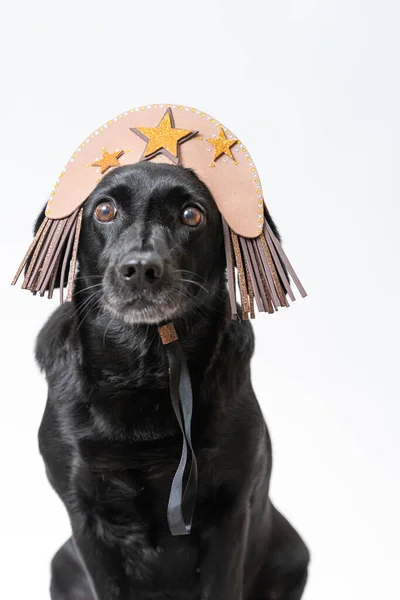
1,1 -> 399,598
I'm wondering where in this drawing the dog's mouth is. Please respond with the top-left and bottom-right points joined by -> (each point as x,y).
104,291 -> 187,324
101,268 -> 190,325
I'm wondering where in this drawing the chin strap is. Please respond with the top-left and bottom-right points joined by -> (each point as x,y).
158,323 -> 198,536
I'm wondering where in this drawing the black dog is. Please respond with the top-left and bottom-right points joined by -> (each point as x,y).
35,163 -> 309,600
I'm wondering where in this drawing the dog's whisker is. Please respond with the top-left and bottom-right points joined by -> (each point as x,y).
178,278 -> 211,294
76,296 -> 103,331
173,269 -> 210,283
73,292 -> 102,321
74,275 -> 103,281
168,288 -> 219,320
74,291 -> 100,310
74,283 -> 103,295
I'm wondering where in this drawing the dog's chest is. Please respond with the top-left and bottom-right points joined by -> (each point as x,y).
73,435 -> 189,536
72,444 -> 201,587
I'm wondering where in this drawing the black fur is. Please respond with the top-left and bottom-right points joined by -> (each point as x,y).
35,163 -> 309,600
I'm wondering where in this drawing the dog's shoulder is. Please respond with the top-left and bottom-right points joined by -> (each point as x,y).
223,312 -> 255,361
203,313 -> 255,393
35,302 -> 81,377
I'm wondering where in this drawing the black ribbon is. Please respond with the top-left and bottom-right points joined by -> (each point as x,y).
165,339 -> 198,536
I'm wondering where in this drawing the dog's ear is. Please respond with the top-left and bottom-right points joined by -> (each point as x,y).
264,206 -> 282,242
263,207 -> 289,282
33,204 -> 47,236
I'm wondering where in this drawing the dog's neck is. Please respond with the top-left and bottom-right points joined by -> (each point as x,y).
75,286 -> 231,391
69,287 -> 233,442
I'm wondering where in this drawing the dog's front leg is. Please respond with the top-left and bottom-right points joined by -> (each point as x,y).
199,500 -> 250,600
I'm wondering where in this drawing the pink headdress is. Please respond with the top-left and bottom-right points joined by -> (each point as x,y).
12,103 -> 306,315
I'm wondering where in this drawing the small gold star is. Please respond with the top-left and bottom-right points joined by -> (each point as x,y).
207,127 -> 238,161
131,108 -> 198,164
91,148 -> 124,174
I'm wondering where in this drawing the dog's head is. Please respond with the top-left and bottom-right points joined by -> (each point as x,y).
34,163 -> 226,324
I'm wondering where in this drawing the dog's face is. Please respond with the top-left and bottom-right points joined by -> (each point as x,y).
73,163 -> 226,324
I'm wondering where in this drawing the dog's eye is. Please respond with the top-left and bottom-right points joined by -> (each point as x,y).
181,206 -> 203,227
94,201 -> 117,223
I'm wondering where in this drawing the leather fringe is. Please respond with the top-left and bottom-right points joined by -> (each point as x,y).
11,208 -> 83,303
222,216 -> 307,319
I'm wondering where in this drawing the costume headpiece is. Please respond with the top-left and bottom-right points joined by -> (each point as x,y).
12,104 -> 307,535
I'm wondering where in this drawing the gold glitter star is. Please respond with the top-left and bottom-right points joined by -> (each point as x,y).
131,108 -> 198,164
91,148 -> 124,174
207,126 -> 238,161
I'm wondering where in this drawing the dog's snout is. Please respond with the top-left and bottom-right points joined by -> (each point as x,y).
119,254 -> 164,286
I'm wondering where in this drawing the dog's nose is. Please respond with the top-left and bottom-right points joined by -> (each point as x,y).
119,254 -> 164,286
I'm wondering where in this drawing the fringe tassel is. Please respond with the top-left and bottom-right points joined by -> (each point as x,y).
66,208 -> 83,302
11,208 -> 83,303
222,215 -> 307,319
230,230 -> 250,320
222,218 -> 237,320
